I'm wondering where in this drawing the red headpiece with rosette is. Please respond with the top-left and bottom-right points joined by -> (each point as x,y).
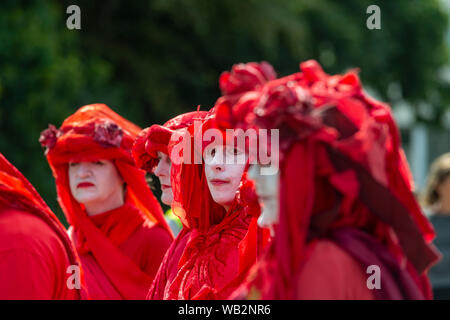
0,152 -> 88,299
215,60 -> 440,300
157,63 -> 275,299
132,111 -> 209,173
40,103 -> 173,299
147,107 -> 270,300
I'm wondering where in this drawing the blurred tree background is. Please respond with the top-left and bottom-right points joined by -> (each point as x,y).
0,0 -> 449,225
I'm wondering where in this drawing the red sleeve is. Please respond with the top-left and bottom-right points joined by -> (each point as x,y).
0,249 -> 54,299
140,226 -> 173,277
296,240 -> 375,300
0,208 -> 78,300
147,229 -> 190,300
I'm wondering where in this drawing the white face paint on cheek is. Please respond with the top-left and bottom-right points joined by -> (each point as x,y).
96,161 -> 124,201
68,162 -> 97,203
205,146 -> 247,209
69,160 -> 123,206
249,164 -> 280,236
154,152 -> 173,206
224,162 -> 246,201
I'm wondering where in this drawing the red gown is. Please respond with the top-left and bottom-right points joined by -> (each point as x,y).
295,240 -> 374,299
213,60 -> 440,300
40,104 -> 174,299
0,153 -> 85,299
148,201 -> 256,300
134,112 -> 270,299
68,203 -> 173,299
0,208 -> 80,299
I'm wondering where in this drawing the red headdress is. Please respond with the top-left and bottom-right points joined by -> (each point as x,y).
40,103 -> 173,299
146,105 -> 269,299
133,110 -> 209,173
215,60 -> 440,299
0,152 -> 87,299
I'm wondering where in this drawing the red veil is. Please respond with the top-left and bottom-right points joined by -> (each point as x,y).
140,107 -> 269,299
133,110 -> 209,173
40,103 -> 173,299
216,60 -> 440,299
0,152 -> 87,299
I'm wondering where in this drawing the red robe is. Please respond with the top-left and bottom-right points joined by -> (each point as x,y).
232,239 -> 376,300
40,104 -> 174,299
146,228 -> 191,299
295,240 -> 374,299
148,115 -> 270,300
0,207 -> 80,299
148,205 -> 256,300
215,60 -> 439,300
71,207 -> 172,299
0,153 -> 85,299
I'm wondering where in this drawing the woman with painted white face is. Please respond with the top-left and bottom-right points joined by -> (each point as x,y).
154,152 -> 173,206
68,160 -> 125,216
204,145 -> 247,212
41,103 -> 173,300
222,60 -> 439,300
248,164 -> 279,237
0,153 -> 86,299
133,112 -> 210,238
146,114 -> 269,300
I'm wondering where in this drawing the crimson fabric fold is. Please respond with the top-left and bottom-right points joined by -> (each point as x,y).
40,103 -> 173,299
133,111 -> 209,173
213,60 -> 440,300
144,112 -> 270,299
0,152 -> 87,299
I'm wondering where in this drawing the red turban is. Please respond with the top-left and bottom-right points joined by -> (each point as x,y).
133,111 -> 209,173
147,110 -> 270,299
214,60 -> 440,299
40,103 -> 173,299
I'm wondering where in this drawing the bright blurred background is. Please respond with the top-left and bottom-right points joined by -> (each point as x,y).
0,0 -> 449,225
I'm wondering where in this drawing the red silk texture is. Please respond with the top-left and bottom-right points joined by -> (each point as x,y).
0,152 -> 87,299
42,103 -> 173,299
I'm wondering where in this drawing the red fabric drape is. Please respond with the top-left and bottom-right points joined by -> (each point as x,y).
148,113 -> 270,299
0,153 -> 87,299
75,201 -> 144,255
41,103 -> 173,299
213,60 -> 440,299
132,110 -> 209,173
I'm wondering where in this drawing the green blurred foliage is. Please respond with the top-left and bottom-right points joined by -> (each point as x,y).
0,0 -> 124,223
0,0 -> 448,225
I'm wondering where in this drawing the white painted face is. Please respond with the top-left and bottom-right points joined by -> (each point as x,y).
248,164 -> 279,237
68,160 -> 124,215
204,145 -> 247,211
154,151 -> 173,206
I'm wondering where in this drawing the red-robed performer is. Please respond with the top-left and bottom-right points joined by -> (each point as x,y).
39,103 -> 173,300
133,111 -> 210,299
133,111 -> 211,235
214,60 -> 441,299
0,152 -> 87,299
134,108 -> 270,300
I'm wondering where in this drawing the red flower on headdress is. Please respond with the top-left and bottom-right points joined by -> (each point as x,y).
132,128 -> 157,172
253,82 -> 321,145
93,120 -> 123,148
219,62 -> 277,96
39,124 -> 60,151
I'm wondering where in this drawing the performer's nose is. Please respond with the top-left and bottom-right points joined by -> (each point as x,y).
77,163 -> 92,178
